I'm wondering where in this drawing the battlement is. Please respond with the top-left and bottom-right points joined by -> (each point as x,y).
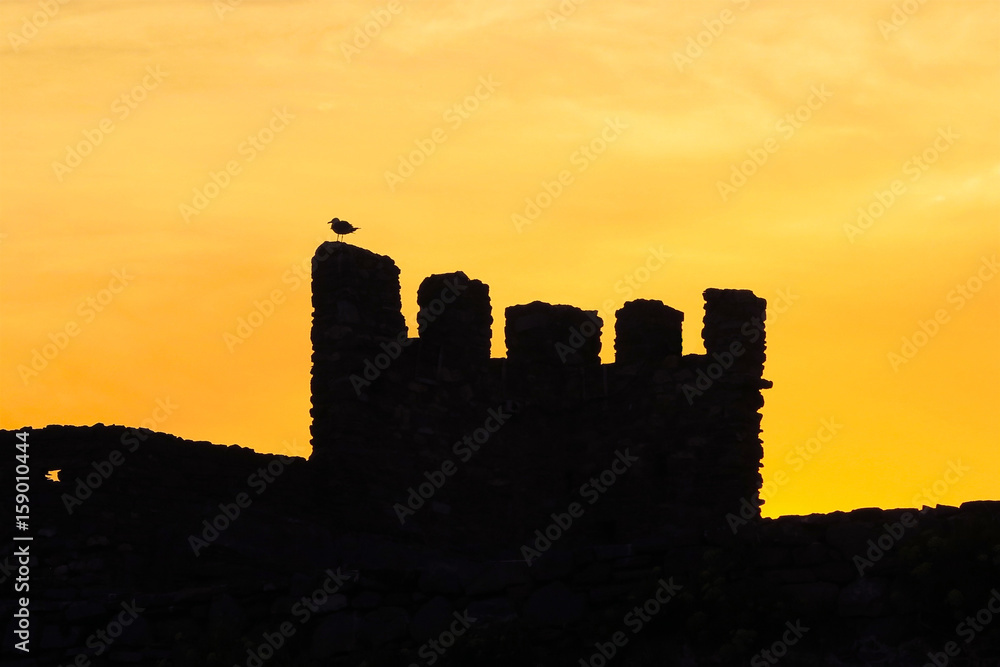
310,242 -> 770,547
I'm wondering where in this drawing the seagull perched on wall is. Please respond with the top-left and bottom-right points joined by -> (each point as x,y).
328,217 -> 359,241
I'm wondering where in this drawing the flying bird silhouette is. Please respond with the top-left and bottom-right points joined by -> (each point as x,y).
328,218 -> 359,242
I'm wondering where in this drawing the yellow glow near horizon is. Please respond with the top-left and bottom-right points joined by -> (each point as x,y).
1,0 -> 997,518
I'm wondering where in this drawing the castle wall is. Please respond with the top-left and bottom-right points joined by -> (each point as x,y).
309,244 -> 770,545
10,425 -> 1000,666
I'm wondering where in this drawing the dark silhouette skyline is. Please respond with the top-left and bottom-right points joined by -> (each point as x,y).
3,242 -> 998,666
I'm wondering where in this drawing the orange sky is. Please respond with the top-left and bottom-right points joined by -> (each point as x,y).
1,0 -> 997,518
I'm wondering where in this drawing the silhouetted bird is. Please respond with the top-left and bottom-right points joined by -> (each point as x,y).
328,218 -> 359,241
